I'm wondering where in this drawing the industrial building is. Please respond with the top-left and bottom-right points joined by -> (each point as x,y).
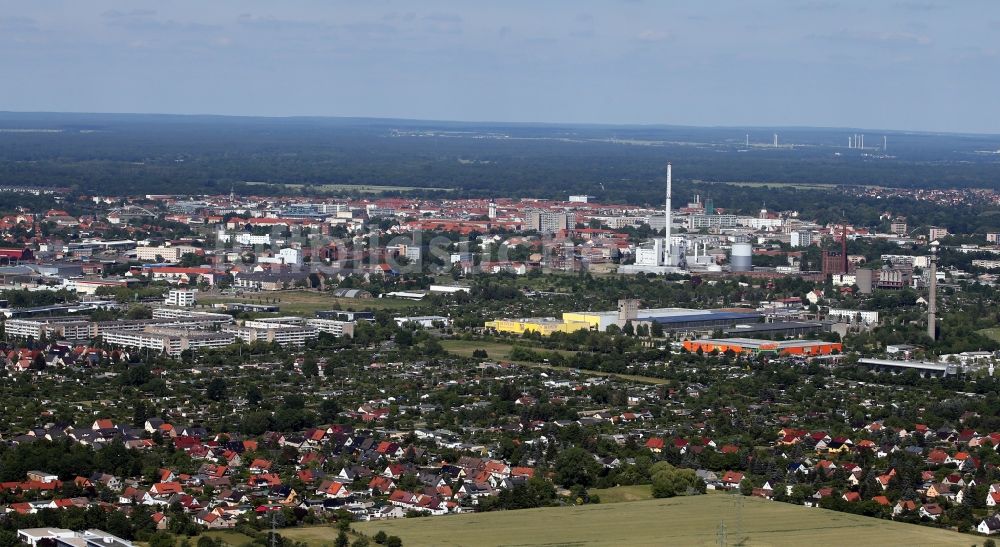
826,309 -> 879,325
18,528 -> 133,547
394,315 -> 451,328
858,358 -> 958,377
618,164 -> 758,276
618,164 -> 684,274
722,321 -> 826,338
561,311 -> 621,332
0,247 -> 34,263
682,338 -> 842,357
822,250 -> 850,275
637,309 -> 761,332
730,243 -> 752,272
486,300 -> 762,337
483,317 -> 592,336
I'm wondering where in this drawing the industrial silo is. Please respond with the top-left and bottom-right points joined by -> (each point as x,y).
731,243 -> 752,272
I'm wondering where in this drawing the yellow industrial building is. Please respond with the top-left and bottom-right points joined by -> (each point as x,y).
561,311 -> 618,331
484,299 -> 762,337
484,316 -> 594,336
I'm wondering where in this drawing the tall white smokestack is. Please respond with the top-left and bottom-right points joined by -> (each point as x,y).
665,163 -> 672,265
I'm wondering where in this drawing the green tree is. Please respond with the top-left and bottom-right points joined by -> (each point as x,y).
555,447 -> 601,488
302,357 -> 319,378
148,533 -> 175,547
320,399 -> 341,422
246,384 -> 263,406
649,462 -> 705,498
127,306 -> 153,320
206,377 -> 227,401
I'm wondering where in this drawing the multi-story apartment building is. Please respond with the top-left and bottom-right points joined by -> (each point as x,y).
222,320 -> 319,346
306,318 -> 356,337
526,210 -> 569,234
687,214 -> 738,230
101,327 -> 235,356
164,289 -> 196,307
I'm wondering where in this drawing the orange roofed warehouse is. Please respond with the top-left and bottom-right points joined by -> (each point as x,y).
683,337 -> 842,357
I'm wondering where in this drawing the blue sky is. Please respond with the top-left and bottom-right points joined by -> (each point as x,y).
1,1 -> 998,133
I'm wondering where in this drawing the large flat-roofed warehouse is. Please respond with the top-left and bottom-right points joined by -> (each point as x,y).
722,321 -> 826,338
484,317 -> 593,336
486,306 -> 762,336
637,308 -> 761,332
682,338 -> 842,357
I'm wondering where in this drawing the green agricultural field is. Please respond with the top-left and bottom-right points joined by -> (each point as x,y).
348,494 -> 975,546
589,484 -> 653,503
977,327 -> 1000,343
196,290 -> 428,316
179,530 -> 255,546
440,339 -> 670,385
696,180 -> 886,191
439,339 -> 558,360
702,181 -> 838,190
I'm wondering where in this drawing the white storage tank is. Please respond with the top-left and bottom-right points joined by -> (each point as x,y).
731,243 -> 753,272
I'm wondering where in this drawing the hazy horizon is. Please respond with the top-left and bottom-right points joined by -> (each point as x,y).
1,1 -> 998,133
3,109 -> 999,138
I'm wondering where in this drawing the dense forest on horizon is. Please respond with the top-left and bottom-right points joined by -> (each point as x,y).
0,112 -> 999,214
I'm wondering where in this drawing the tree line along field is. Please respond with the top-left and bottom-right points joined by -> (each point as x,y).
339,493 -> 975,547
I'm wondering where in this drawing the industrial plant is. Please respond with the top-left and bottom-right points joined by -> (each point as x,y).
619,163 -> 776,276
